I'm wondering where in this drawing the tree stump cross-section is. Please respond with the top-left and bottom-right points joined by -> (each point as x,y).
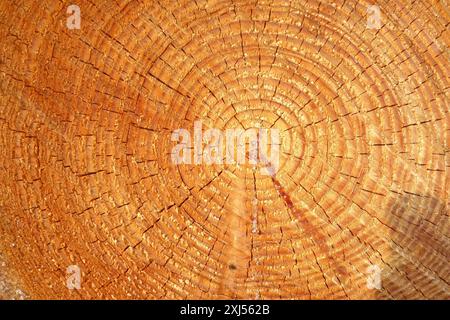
0,0 -> 448,299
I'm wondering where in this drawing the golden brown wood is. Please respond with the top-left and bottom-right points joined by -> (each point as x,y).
0,0 -> 448,299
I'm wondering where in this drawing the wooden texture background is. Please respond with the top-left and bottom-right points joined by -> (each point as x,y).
0,0 -> 448,299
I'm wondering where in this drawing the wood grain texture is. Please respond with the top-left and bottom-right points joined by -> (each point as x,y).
0,0 -> 448,299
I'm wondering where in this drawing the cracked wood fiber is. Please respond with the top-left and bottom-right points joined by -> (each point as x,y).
0,0 -> 449,299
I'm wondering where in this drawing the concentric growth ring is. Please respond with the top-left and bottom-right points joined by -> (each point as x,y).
0,0 -> 448,299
